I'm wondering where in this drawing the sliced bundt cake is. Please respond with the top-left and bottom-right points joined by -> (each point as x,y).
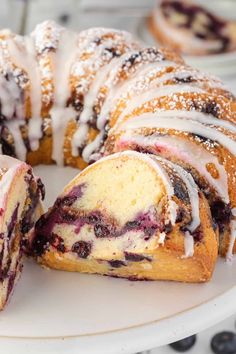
0,155 -> 44,309
31,151 -> 218,283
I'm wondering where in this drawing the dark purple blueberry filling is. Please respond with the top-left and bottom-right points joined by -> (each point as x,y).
50,233 -> 65,253
176,207 -> 187,223
192,133 -> 216,146
125,220 -> 141,229
94,223 -> 116,238
31,229 -> 50,257
93,37 -> 102,45
191,227 -> 204,243
7,270 -> 17,299
121,48 -> 164,72
72,241 -> 92,259
132,145 -> 153,155
190,99 -> 219,119
0,268 -> 8,282
163,221 -> 173,234
173,180 -> 189,202
108,260 -> 126,268
0,126 -> 17,158
55,184 -> 86,208
195,32 -> 207,40
33,201 -> 162,256
72,98 -> 83,114
127,275 -> 151,281
8,203 -> 19,239
200,102 -> 219,118
87,212 -> 102,224
21,172 -> 45,240
124,211 -> 162,238
124,252 -> 151,262
174,76 -> 193,83
210,200 -> 231,233
0,242 -> 4,269
37,177 -> 45,201
103,47 -> 121,58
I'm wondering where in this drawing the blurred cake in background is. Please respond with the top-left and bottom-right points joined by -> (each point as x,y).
148,0 -> 236,56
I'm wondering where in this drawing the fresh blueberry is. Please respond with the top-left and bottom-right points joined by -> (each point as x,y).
58,13 -> 70,24
211,331 -> 236,354
169,335 -> 197,352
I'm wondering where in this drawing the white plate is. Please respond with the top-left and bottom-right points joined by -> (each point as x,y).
0,165 -> 236,354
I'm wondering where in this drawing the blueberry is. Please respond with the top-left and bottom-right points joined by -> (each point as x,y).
124,252 -> 151,262
94,223 -> 115,238
72,241 -> 92,259
37,178 -> 45,200
169,335 -> 197,352
211,331 -> 236,354
108,260 -> 126,268
31,233 -> 49,257
125,220 -> 141,230
58,13 -> 70,24
174,76 -> 193,83
191,227 -> 204,243
173,181 -> 189,202
210,200 -> 231,233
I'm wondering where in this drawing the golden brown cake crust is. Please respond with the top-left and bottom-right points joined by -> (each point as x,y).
0,21 -> 235,280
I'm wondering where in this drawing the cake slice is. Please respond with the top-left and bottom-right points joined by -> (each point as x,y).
0,155 -> 44,310
149,0 -> 236,55
31,151 -> 218,282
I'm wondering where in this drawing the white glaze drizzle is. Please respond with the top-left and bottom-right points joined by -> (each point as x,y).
71,52 -> 133,156
226,220 -> 236,261
49,29 -> 78,166
7,35 -> 42,151
99,66 -> 224,129
82,131 -> 104,162
115,85 -> 205,124
158,232 -> 166,244
82,85 -> 206,162
182,231 -> 195,258
0,33 -> 25,121
118,133 -> 229,203
159,156 -> 200,232
118,109 -> 236,133
0,75 -> 23,119
5,120 -> 27,161
69,27 -> 140,160
118,114 -> 236,156
96,60 -> 175,131
72,51 -> 167,158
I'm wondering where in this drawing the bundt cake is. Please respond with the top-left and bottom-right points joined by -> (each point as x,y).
0,21 -> 235,284
30,151 -> 218,283
148,0 -> 236,56
0,155 -> 44,310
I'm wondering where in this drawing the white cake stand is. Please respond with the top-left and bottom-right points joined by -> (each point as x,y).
0,165 -> 235,354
